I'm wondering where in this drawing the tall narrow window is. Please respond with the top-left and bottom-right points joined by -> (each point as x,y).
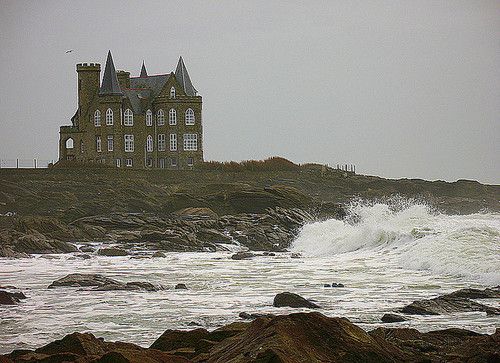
146,109 -> 152,126
187,157 -> 194,167
158,134 -> 166,151
116,159 -> 121,168
106,108 -> 113,125
125,158 -> 133,167
185,108 -> 195,125
170,86 -> 175,98
107,135 -> 114,152
124,134 -> 134,152
65,138 -> 74,149
94,110 -> 101,127
169,133 -> 177,151
157,109 -> 165,126
96,136 -> 102,152
124,108 -> 133,126
169,108 -> 177,125
146,135 -> 153,152
183,133 -> 197,151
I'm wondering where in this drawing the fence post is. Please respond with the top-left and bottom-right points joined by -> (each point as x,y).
34,159 -> 37,168
16,159 -> 19,168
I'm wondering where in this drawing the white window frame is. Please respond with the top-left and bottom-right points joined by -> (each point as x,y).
124,134 -> 134,152
187,157 -> 194,167
170,86 -> 175,98
107,135 -> 113,152
157,109 -> 165,126
169,108 -> 177,125
125,158 -> 132,167
146,135 -> 153,152
116,158 -> 121,167
158,134 -> 166,151
146,109 -> 152,126
185,108 -> 195,125
183,133 -> 198,151
96,136 -> 102,152
66,138 -> 74,149
106,108 -> 113,126
171,157 -> 177,167
169,133 -> 177,151
124,108 -> 134,126
159,158 -> 165,169
94,110 -> 101,127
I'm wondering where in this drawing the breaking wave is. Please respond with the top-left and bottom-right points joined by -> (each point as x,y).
292,198 -> 500,284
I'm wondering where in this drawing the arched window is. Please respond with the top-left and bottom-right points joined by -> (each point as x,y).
65,138 -> 74,149
106,108 -> 113,125
146,109 -> 152,126
146,135 -> 153,152
94,110 -> 101,127
124,108 -> 133,126
169,108 -> 177,125
170,86 -> 175,98
157,109 -> 165,126
185,108 -> 195,125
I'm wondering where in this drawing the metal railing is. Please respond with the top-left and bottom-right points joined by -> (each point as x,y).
0,159 -> 55,169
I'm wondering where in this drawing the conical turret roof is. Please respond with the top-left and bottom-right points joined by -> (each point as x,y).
175,56 -> 197,96
99,51 -> 123,96
140,61 -> 148,77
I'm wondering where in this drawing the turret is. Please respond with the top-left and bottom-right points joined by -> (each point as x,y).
99,51 -> 123,96
117,70 -> 130,89
76,63 -> 100,112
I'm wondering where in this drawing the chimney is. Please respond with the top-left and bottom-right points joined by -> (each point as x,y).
117,70 -> 130,90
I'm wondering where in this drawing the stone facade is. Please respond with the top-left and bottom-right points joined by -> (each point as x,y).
59,51 -> 203,169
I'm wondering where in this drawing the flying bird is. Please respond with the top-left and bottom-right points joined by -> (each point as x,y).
65,50 -> 74,53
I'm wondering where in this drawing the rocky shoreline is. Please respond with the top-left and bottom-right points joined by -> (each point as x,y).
2,283 -> 498,361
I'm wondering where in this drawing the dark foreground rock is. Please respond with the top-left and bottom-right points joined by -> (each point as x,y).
230,251 -> 255,260
273,292 -> 320,309
238,311 -> 275,320
400,287 -> 500,316
3,312 -> 500,363
381,313 -> 408,323
48,274 -> 162,292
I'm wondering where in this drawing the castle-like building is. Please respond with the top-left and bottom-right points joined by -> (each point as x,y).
59,51 -> 202,169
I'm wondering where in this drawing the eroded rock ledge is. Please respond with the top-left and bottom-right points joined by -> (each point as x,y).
2,312 -> 499,363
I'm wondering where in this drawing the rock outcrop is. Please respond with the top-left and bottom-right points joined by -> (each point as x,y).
0,290 -> 27,305
273,292 -> 320,309
48,274 -> 163,292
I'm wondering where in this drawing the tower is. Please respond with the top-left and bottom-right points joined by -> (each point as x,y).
76,63 -> 100,113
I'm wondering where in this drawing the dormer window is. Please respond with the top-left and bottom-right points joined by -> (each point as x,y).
106,108 -> 113,126
157,109 -> 165,126
146,109 -> 152,126
185,108 -> 195,125
170,86 -> 176,99
94,110 -> 101,127
124,108 -> 133,126
169,108 -> 177,125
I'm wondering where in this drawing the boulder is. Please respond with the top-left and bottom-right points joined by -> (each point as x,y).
401,295 -> 499,316
445,286 -> 500,299
0,290 -> 26,305
205,312 -> 408,362
230,251 -> 255,260
381,313 -> 408,323
175,283 -> 188,290
48,274 -> 120,288
151,251 -> 166,258
273,292 -> 320,309
97,247 -> 128,257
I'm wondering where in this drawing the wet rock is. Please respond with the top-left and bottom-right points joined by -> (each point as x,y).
239,312 -> 275,320
230,251 -> 255,260
79,246 -> 95,253
48,274 -> 121,288
273,292 -> 321,309
445,286 -> 500,299
205,312 -> 408,362
331,282 -> 345,287
290,252 -> 301,258
324,284 -> 331,287
400,295 -> 499,316
97,247 -> 128,257
381,313 -> 408,323
151,251 -> 166,258
78,253 -> 91,259
0,290 -> 26,305
262,251 -> 276,256
175,283 -> 188,290
94,281 -> 161,292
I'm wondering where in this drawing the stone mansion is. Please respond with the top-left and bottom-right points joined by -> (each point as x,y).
59,51 -> 203,169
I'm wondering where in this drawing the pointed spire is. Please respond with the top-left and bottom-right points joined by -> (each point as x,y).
140,61 -> 148,77
175,56 -> 197,96
99,50 -> 123,96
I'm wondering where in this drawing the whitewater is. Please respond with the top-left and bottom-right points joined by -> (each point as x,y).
1,200 -> 499,353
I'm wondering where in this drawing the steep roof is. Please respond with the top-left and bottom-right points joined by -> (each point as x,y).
129,74 -> 170,98
140,61 -> 148,77
123,89 -> 152,114
175,56 -> 197,96
99,51 -> 123,96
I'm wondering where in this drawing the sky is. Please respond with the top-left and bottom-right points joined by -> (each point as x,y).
0,1 -> 499,184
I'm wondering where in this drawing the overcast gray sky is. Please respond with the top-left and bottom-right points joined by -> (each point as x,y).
0,1 -> 498,183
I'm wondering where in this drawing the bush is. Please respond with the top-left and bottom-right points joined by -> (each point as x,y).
201,157 -> 300,172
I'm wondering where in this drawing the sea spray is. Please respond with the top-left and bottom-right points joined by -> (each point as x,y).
292,198 -> 500,284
